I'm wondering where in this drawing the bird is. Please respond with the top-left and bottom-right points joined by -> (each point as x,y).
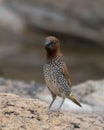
43,36 -> 82,111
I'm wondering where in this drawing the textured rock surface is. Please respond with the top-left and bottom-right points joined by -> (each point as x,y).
0,93 -> 104,130
0,78 -> 104,113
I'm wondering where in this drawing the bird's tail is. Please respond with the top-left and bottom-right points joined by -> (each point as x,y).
68,93 -> 82,107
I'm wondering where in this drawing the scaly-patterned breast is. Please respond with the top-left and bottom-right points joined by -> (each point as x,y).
43,57 -> 71,97
43,59 -> 62,96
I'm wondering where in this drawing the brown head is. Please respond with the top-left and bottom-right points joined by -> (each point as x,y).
44,36 -> 62,60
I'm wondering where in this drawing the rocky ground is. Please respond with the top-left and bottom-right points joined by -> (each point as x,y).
0,78 -> 104,129
0,78 -> 104,113
0,93 -> 104,130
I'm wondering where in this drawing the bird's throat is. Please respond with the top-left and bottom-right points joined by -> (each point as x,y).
46,51 -> 62,60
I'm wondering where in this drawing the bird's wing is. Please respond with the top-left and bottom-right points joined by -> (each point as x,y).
62,63 -> 72,87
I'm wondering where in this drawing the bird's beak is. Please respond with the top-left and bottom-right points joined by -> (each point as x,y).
44,39 -> 50,46
44,39 -> 52,49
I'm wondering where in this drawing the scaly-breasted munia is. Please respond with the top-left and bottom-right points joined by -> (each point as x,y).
43,36 -> 82,111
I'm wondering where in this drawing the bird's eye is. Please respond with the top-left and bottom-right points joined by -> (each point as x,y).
53,42 -> 56,45
50,41 -> 56,45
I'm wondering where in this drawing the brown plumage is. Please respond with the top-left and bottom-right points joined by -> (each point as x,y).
43,36 -> 82,111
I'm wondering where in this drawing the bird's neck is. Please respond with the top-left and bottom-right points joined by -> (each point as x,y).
46,51 -> 62,60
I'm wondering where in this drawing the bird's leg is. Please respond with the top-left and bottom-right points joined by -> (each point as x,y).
48,98 -> 55,110
48,95 -> 56,110
57,98 -> 65,112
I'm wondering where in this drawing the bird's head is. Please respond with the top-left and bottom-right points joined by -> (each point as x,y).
44,36 -> 62,59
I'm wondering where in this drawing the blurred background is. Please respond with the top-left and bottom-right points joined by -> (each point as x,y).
0,0 -> 104,85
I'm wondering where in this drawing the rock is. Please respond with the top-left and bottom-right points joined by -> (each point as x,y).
72,80 -> 104,112
0,78 -> 104,113
0,93 -> 104,130
5,0 -> 104,45
0,77 -> 44,98
38,80 -> 104,113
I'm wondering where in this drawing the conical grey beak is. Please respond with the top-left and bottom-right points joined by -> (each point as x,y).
44,39 -> 51,46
